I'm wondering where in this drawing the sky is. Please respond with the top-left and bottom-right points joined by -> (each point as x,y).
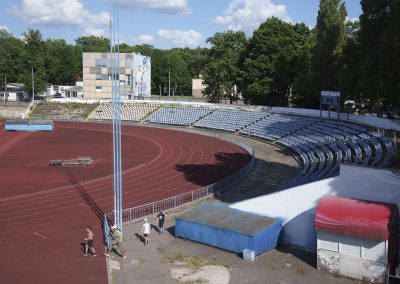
0,0 -> 362,49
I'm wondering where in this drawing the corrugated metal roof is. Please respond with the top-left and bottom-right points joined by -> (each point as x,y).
176,202 -> 280,236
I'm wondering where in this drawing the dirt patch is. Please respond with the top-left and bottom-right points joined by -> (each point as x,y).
166,253 -> 230,284
170,265 -> 230,284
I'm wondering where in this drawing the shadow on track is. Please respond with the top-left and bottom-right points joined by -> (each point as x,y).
175,152 -> 252,187
68,172 -> 105,222
175,152 -> 300,204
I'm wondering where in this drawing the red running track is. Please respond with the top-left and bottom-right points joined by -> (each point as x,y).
0,121 -> 251,284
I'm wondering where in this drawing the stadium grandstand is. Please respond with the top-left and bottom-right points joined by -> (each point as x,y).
31,101 -> 397,186
87,101 -> 397,189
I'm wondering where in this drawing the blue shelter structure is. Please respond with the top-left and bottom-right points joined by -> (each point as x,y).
175,202 -> 282,255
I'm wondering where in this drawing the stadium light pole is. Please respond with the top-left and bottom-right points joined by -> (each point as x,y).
31,66 -> 35,102
168,60 -> 170,99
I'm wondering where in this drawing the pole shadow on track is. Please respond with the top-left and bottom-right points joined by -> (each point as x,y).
68,172 -> 105,222
68,173 -> 110,254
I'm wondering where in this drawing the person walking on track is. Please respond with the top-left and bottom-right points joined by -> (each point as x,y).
83,226 -> 97,257
105,225 -> 126,259
141,218 -> 151,246
157,211 -> 166,235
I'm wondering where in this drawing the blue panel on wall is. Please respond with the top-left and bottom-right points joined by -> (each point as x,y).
175,202 -> 282,255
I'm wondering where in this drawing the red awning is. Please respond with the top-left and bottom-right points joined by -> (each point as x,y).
315,196 -> 396,240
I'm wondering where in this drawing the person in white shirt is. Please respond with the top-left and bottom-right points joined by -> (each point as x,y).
141,218 -> 151,247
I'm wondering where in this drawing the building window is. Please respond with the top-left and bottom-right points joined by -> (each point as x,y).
95,86 -> 102,93
126,75 -> 132,86
96,74 -> 102,80
126,59 -> 133,68
120,80 -> 125,86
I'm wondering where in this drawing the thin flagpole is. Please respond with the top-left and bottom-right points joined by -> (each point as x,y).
112,0 -> 120,231
109,0 -> 117,226
116,2 -> 123,234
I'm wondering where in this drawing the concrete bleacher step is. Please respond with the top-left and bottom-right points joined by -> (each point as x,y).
190,108 -> 217,126
140,105 -> 161,123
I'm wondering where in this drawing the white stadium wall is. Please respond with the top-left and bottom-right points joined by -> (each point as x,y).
230,165 -> 400,251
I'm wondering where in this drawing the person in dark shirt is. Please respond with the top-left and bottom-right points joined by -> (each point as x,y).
157,211 -> 166,235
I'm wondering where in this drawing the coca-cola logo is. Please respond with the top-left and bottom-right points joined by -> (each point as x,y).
345,216 -> 370,227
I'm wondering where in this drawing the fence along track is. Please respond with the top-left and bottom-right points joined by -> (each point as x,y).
106,133 -> 255,225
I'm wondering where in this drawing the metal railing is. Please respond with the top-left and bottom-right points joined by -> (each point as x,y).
107,134 -> 255,225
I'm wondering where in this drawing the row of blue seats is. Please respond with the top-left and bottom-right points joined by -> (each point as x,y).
240,113 -> 394,187
194,109 -> 267,132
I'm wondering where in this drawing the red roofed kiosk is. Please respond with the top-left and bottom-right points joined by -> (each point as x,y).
315,196 -> 398,283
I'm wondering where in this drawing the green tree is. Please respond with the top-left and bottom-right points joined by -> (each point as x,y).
312,0 -> 347,95
380,0 -> 400,108
44,39 -> 81,85
202,31 -> 247,103
19,29 -> 46,96
338,20 -> 362,106
0,29 -> 24,87
75,35 -> 110,52
163,49 -> 191,96
290,24 -> 315,108
360,0 -> 398,115
240,18 -> 312,106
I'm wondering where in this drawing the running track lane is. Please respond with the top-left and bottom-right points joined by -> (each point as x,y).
0,121 -> 251,284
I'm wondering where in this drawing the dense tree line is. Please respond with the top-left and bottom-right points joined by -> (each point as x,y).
0,31 -> 207,97
203,0 -> 400,113
0,0 -> 399,113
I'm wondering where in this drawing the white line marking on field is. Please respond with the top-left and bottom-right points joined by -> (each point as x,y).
34,232 -> 47,239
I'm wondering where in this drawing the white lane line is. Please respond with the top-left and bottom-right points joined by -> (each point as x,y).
34,232 -> 47,239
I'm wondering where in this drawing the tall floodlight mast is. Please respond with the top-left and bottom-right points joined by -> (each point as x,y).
109,0 -> 123,234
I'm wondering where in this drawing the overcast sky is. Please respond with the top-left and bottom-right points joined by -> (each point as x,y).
0,0 -> 362,49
